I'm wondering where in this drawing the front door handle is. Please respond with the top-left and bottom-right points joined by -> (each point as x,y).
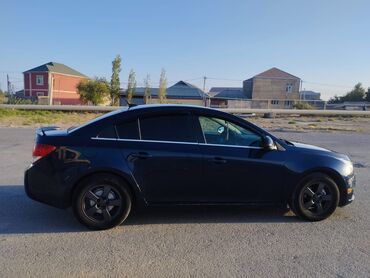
128,152 -> 153,160
211,157 -> 227,164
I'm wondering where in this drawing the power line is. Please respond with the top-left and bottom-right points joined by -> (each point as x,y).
206,77 -> 244,82
302,80 -> 354,89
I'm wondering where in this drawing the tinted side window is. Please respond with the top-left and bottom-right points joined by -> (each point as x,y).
116,120 -> 140,139
199,116 -> 262,147
140,114 -> 196,142
97,126 -> 117,138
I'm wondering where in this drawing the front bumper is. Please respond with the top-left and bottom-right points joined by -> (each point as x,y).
339,174 -> 355,207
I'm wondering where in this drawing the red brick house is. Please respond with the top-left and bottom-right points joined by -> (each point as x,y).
23,62 -> 88,105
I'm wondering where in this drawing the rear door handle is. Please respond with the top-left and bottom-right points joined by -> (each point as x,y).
211,157 -> 227,164
129,152 -> 153,160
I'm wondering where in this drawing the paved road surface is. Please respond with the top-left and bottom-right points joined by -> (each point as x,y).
0,127 -> 369,277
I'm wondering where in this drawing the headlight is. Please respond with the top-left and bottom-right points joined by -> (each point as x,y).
342,160 -> 354,176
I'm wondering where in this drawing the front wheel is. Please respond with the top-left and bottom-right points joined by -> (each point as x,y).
291,173 -> 339,221
72,174 -> 132,230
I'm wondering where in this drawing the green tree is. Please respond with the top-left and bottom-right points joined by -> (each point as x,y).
328,83 -> 366,103
143,74 -> 151,104
110,55 -> 122,106
126,69 -> 136,104
328,95 -> 341,104
365,88 -> 370,102
158,69 -> 167,104
341,83 -> 366,102
77,78 -> 110,105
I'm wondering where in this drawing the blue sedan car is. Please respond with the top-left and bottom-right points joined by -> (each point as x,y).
25,105 -> 355,229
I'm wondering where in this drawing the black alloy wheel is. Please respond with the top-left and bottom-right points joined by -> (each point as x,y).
291,173 -> 339,221
73,174 -> 132,230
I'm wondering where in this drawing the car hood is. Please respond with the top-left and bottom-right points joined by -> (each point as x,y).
290,141 -> 351,161
291,142 -> 330,152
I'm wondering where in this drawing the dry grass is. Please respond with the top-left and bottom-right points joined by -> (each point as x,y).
0,109 -> 103,128
248,115 -> 370,133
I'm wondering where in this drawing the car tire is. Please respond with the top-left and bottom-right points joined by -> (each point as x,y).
72,173 -> 132,230
291,173 -> 339,221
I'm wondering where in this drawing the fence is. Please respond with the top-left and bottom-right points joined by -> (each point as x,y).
209,98 -> 327,109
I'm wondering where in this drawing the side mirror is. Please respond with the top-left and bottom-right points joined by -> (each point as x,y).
263,136 -> 277,151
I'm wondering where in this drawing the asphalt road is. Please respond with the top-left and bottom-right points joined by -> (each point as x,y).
0,127 -> 369,277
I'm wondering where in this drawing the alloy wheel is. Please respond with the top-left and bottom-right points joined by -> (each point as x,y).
301,182 -> 333,216
82,184 -> 123,224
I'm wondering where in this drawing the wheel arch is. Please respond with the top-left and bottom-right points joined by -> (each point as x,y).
296,167 -> 347,206
69,168 -> 146,208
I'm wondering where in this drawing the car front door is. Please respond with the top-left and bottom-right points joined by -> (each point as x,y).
196,115 -> 286,204
117,112 -> 203,204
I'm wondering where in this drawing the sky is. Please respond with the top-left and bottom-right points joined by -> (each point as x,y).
1,0 -> 369,100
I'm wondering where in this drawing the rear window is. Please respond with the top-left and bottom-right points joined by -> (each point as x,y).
116,120 -> 140,139
139,114 -> 196,142
97,126 -> 117,138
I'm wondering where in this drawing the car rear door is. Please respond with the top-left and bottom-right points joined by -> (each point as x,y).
117,111 -> 204,204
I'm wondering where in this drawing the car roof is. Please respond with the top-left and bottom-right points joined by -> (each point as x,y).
127,104 -> 215,112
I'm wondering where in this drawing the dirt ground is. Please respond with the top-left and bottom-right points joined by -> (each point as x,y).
248,115 -> 370,133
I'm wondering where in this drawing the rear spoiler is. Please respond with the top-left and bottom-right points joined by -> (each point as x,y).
37,126 -> 60,136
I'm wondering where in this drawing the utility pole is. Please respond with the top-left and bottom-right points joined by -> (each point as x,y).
7,74 -> 10,94
202,76 -> 207,106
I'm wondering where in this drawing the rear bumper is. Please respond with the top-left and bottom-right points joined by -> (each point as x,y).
24,163 -> 70,209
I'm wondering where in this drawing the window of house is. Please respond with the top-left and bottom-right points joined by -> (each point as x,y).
36,92 -> 44,97
198,116 -> 262,147
271,100 -> 279,105
284,100 -> 293,107
286,83 -> 293,93
36,75 -> 44,86
116,119 -> 140,139
139,114 -> 196,143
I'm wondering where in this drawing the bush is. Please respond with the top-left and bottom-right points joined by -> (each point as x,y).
0,91 -> 5,104
7,96 -> 35,105
294,102 -> 314,110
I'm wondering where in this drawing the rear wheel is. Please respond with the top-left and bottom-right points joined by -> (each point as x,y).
73,173 -> 132,230
291,173 -> 339,221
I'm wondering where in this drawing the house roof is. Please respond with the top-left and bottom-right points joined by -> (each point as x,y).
120,87 -> 159,97
119,81 -> 206,99
24,62 -> 87,77
209,87 -> 243,97
213,89 -> 249,99
209,87 -> 243,93
299,90 -> 320,95
166,81 -> 206,99
253,67 -> 300,80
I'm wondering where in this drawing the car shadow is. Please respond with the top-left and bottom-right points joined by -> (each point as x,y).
0,185 -> 301,235
125,205 -> 299,226
0,185 -> 84,234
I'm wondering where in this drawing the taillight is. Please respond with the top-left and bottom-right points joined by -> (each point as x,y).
33,144 -> 56,159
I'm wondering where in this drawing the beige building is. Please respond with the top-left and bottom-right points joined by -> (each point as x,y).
243,67 -> 301,108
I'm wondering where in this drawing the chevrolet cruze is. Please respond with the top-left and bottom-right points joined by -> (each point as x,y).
25,105 -> 355,230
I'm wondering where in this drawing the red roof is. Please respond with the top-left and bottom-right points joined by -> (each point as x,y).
254,67 -> 300,80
